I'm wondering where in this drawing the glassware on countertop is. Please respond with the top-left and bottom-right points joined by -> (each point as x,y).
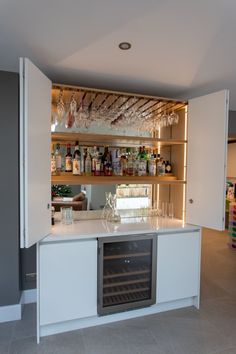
168,202 -> 174,219
107,194 -> 121,223
61,206 -> 73,224
102,193 -> 121,222
102,192 -> 112,220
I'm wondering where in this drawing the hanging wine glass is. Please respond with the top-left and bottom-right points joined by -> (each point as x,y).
65,92 -> 77,129
169,110 -> 179,125
160,110 -> 169,127
56,90 -> 65,125
75,93 -> 89,129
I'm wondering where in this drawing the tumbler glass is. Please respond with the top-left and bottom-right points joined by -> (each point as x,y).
61,207 -> 73,225
162,202 -> 168,218
168,202 -> 174,219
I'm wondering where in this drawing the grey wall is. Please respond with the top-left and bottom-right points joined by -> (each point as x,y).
0,71 -> 20,305
20,246 -> 36,290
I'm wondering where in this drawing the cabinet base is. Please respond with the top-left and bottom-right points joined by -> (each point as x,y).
38,296 -> 199,341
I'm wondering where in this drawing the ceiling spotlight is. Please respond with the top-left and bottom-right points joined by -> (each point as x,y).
119,42 -> 131,50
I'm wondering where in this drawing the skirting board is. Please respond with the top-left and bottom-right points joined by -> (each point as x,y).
0,303 -> 21,323
39,296 -> 198,338
0,288 -> 36,323
21,289 -> 37,305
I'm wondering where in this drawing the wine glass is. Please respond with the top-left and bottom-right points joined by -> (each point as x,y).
65,93 -> 77,129
169,110 -> 179,125
160,111 -> 169,127
56,90 -> 65,123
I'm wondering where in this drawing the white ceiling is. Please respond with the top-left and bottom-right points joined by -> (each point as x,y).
1,0 -> 236,109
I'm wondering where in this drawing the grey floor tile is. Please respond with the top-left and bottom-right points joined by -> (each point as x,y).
200,297 -> 236,347
43,330 -> 86,354
12,304 -> 36,340
0,341 -> 10,354
213,349 -> 236,354
0,321 -> 14,341
9,337 -> 54,354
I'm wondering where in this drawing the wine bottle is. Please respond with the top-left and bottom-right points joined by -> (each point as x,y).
103,146 -> 112,176
165,160 -> 172,174
55,143 -> 62,173
73,141 -> 81,175
84,148 -> 92,175
51,145 -> 57,175
65,144 -> 72,172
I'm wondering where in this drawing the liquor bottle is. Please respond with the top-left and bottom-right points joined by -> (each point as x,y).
165,160 -> 172,174
126,148 -> 134,176
73,141 -> 81,175
91,146 -> 99,175
157,156 -> 165,176
138,146 -> 148,176
120,148 -> 127,176
51,145 -> 57,175
133,148 -> 139,176
65,144 -> 72,172
84,148 -> 92,175
97,151 -> 103,176
148,152 -> 157,176
55,143 -> 62,173
103,146 -> 112,176
112,149 -> 122,176
80,147 -> 85,174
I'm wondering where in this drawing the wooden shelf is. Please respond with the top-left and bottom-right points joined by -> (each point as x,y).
51,132 -> 187,148
103,287 -> 150,298
104,252 -> 151,260
103,277 -> 149,288
103,268 -> 150,279
51,174 -> 186,185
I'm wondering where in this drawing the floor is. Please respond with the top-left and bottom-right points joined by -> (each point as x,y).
1,228 -> 236,354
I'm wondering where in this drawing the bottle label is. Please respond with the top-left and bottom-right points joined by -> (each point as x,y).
51,158 -> 56,174
65,157 -> 72,171
85,159 -> 92,174
149,162 -> 156,176
94,161 -> 101,176
55,155 -> 62,170
73,159 -> 81,175
166,165 -> 171,173
138,160 -> 147,176
157,163 -> 165,176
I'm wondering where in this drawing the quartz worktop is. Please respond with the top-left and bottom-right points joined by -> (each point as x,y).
41,215 -> 199,243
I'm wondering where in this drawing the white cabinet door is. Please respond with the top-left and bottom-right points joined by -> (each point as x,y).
187,90 -> 229,230
20,58 -> 52,248
39,240 -> 97,326
157,232 -> 200,303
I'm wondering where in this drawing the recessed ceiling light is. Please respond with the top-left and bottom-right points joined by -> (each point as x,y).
119,42 -> 131,50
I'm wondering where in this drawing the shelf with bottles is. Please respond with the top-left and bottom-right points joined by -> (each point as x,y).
51,132 -> 187,148
51,142 -> 184,185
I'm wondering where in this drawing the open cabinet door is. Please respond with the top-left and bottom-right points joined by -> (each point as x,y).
186,90 -> 229,230
20,58 -> 52,248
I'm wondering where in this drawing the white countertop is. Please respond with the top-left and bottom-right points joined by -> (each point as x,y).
41,216 -> 200,243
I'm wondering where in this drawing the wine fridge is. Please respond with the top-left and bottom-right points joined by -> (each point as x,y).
97,234 -> 157,315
